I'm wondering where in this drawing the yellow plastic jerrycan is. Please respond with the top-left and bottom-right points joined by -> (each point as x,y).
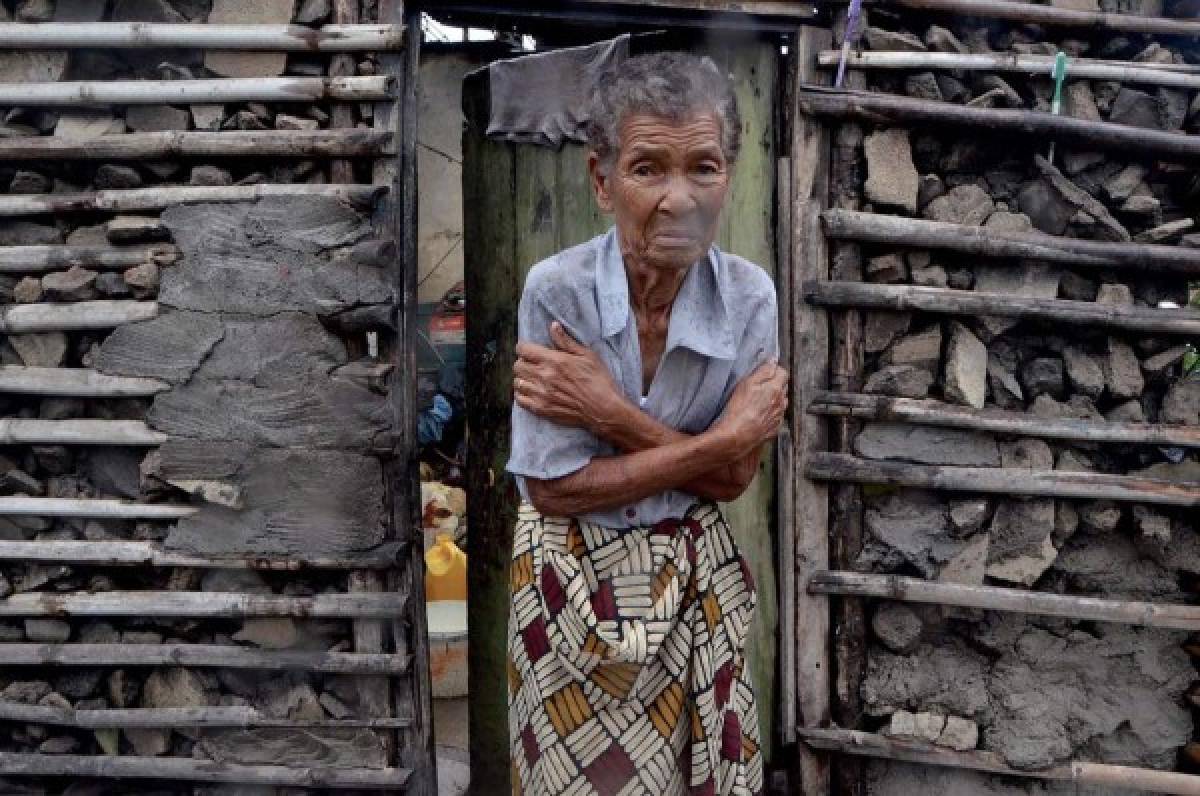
425,533 -> 467,602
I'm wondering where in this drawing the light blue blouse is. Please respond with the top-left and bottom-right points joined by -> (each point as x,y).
506,227 -> 779,528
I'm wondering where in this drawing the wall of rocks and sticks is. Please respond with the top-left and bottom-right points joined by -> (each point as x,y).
787,2 -> 1200,794
0,1 -> 428,794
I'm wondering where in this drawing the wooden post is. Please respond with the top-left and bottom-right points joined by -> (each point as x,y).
790,24 -> 833,796
330,0 -> 361,184
374,2 -> 435,793
826,22 -> 867,794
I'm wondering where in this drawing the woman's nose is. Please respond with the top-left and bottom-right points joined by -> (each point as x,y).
656,174 -> 696,214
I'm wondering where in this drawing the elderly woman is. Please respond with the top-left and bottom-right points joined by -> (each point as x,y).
505,51 -> 788,796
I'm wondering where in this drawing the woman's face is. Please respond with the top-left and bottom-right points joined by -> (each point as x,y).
589,111 -> 731,272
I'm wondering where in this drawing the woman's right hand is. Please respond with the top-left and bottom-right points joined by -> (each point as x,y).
713,363 -> 789,453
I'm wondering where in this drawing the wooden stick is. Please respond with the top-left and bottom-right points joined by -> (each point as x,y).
329,0 -> 360,184
808,391 -> 1200,449
0,76 -> 390,107
797,85 -> 1200,162
0,703 -> 412,729
0,752 -> 409,788
0,591 -> 407,619
882,0 -> 1200,38
0,366 -> 168,397
817,50 -> 1200,90
0,644 -> 409,674
805,281 -> 1200,336
0,183 -> 383,218
789,27 -> 834,792
809,570 -> 1200,631
0,244 -> 177,273
0,418 -> 164,445
807,452 -> 1200,507
0,498 -> 195,519
0,22 -> 405,51
823,208 -> 1200,276
1,300 -> 157,332
0,540 -> 402,570
0,130 -> 393,161
799,728 -> 1200,795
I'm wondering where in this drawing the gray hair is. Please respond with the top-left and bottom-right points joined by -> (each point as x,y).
585,51 -> 741,169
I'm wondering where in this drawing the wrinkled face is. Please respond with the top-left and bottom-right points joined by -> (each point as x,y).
589,111 -> 731,271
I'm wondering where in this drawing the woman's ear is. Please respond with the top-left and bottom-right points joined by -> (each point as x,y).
587,151 -> 614,213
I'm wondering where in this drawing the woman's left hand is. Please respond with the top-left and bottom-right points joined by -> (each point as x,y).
514,322 -> 626,433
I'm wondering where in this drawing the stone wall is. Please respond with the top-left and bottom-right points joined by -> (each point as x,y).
839,5 -> 1200,792
0,0 -> 400,792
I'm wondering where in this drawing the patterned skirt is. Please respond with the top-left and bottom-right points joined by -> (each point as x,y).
507,501 -> 763,796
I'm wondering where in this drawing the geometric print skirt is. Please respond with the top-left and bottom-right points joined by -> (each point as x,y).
508,501 -> 763,796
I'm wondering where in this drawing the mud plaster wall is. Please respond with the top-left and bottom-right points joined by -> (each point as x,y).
836,5 -> 1200,792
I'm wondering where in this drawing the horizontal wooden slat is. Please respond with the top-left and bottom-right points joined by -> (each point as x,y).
804,281 -> 1200,336
0,76 -> 391,106
0,367 -> 168,397
0,540 -> 402,569
0,498 -> 194,519
0,643 -> 409,674
0,752 -> 409,788
0,130 -> 393,161
809,570 -> 1200,631
0,244 -> 177,273
817,50 -> 1200,91
0,703 -> 412,729
0,419 -> 164,445
0,705 -> 412,729
797,85 -> 1200,163
0,22 -> 404,50
0,590 -> 407,618
799,728 -> 1200,795
822,208 -> 1200,276
808,391 -> 1200,449
877,0 -> 1200,37
807,452 -> 1199,507
0,183 -> 383,218
0,300 -> 157,332
433,0 -> 814,29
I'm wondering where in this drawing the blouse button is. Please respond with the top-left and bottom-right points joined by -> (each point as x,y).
625,508 -> 636,519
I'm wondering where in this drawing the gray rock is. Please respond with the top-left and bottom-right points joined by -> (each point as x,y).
1161,380 -> 1200,425
1018,155 -> 1129,241
96,310 -> 225,384
909,262 -> 948,287
864,365 -> 933,398
982,210 -> 1033,233
1103,338 -> 1144,399
233,618 -> 299,650
923,184 -> 994,226
1103,163 -> 1148,201
949,498 -> 991,536
24,619 -> 70,642
1063,81 -> 1101,121
10,332 -> 67,367
295,0 -> 330,23
880,326 -> 942,372
999,438 -> 1053,471
974,74 -> 1023,107
924,25 -> 968,53
206,0 -> 296,77
1096,283 -> 1133,305
937,716 -> 979,751
1156,87 -> 1188,130
855,422 -> 1000,467
917,174 -> 944,209
1019,357 -> 1065,398
862,640 -> 990,719
13,276 -> 42,304
95,272 -> 132,297
93,164 -> 142,190
1142,345 -> 1187,378
1105,398 -> 1145,423
1109,87 -> 1160,128
986,499 -> 1057,585
864,28 -> 927,52
190,164 -> 233,186
41,266 -> 98,302
1134,217 -> 1193,244
105,215 -> 168,243
10,170 -> 50,194
986,355 -> 1023,408
190,103 -> 225,131
1079,501 -> 1122,533
863,129 -> 919,214
125,105 -> 191,132
942,322 -> 986,408
54,110 -> 123,141
872,603 -> 923,654
865,253 -> 907,283
111,0 -> 187,22
1134,505 -> 1172,545
123,263 -> 160,298
863,312 -> 911,354
16,0 -> 53,22
0,51 -> 67,83
1063,345 -> 1105,398
1120,194 -> 1161,220
904,72 -> 943,102
275,113 -> 319,131
0,221 -> 60,245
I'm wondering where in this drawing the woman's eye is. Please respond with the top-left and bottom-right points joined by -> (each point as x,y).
695,162 -> 720,175
632,163 -> 655,177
